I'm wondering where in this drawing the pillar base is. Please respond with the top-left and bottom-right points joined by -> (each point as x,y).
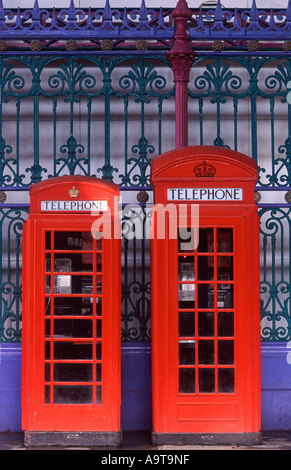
24,431 -> 122,447
152,431 -> 262,447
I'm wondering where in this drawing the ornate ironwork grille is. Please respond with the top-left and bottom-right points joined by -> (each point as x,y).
0,1 -> 291,343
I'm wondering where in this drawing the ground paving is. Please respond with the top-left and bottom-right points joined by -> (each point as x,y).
1,431 -> 291,451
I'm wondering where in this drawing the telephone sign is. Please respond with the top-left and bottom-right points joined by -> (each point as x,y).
41,200 -> 108,211
22,175 -> 121,447
167,187 -> 243,201
150,146 -> 261,446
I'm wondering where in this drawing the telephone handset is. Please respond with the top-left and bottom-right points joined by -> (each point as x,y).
46,258 -> 72,294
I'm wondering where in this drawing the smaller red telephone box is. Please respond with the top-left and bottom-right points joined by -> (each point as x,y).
22,176 -> 121,446
150,146 -> 261,446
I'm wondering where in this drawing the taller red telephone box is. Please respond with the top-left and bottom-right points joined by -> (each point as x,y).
22,176 -> 121,446
150,146 -> 261,446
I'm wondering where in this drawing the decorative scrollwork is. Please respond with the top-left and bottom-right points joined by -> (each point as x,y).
47,59 -> 97,102
52,135 -> 88,176
116,59 -> 172,187
121,206 -> 151,342
259,207 -> 291,342
117,59 -> 168,103
0,208 -> 28,343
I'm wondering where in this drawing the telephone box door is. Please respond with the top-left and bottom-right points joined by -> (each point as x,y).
22,176 -> 121,446
150,146 -> 261,445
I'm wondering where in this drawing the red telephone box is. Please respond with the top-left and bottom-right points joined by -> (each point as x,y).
22,175 -> 121,446
150,146 -> 261,446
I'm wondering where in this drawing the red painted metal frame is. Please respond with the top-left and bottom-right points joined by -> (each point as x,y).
22,176 -> 121,436
150,146 -> 261,441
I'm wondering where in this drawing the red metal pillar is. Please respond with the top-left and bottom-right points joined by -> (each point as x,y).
167,0 -> 195,149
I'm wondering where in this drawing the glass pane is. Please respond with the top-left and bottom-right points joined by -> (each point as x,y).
45,319 -> 51,337
217,285 -> 234,309
217,256 -> 233,280
218,340 -> 234,365
82,232 -> 95,252
45,341 -> 50,359
54,319 -> 93,338
179,311 -> 195,337
54,385 -> 93,404
45,363 -> 50,382
218,311 -> 234,337
178,256 -> 195,307
96,276 -> 102,295
178,228 -> 195,252
54,363 -> 93,382
45,275 -> 51,294
198,311 -> 214,337
178,256 -> 195,280
45,231 -> 51,250
96,342 -> 102,360
54,231 -> 93,251
53,297 -> 94,316
199,369 -> 215,393
53,275 -> 95,294
96,363 -> 102,382
198,340 -> 215,365
96,385 -> 102,404
198,284 -> 212,308
218,368 -> 235,393
45,386 -> 50,404
96,253 -> 102,272
96,298 -> 102,316
54,342 -> 93,360
179,341 -> 195,365
198,228 -> 214,253
53,253 -> 93,272
45,297 -> 51,316
178,284 -> 195,307
96,319 -> 102,338
53,273 -> 73,294
198,256 -> 214,280
45,254 -> 51,270
217,229 -> 233,253
179,368 -> 195,393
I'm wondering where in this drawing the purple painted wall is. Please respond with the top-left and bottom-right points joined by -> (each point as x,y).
0,344 -> 22,432
261,343 -> 291,431
1,342 -> 291,432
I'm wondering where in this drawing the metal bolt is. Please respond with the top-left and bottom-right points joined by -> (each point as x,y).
283,41 -> 291,51
212,40 -> 224,52
247,40 -> 260,52
101,40 -> 113,51
254,191 -> 261,203
0,191 -> 7,203
0,40 -> 7,52
136,190 -> 149,203
30,40 -> 42,51
65,40 -> 77,51
136,40 -> 148,51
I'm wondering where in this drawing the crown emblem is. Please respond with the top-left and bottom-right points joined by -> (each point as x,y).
194,161 -> 216,177
68,186 -> 79,197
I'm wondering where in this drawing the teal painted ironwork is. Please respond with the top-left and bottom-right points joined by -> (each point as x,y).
189,56 -> 291,187
0,55 -> 173,188
121,205 -> 151,342
259,207 -> 291,342
1,53 -> 291,342
0,207 -> 28,342
2,54 -> 291,189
